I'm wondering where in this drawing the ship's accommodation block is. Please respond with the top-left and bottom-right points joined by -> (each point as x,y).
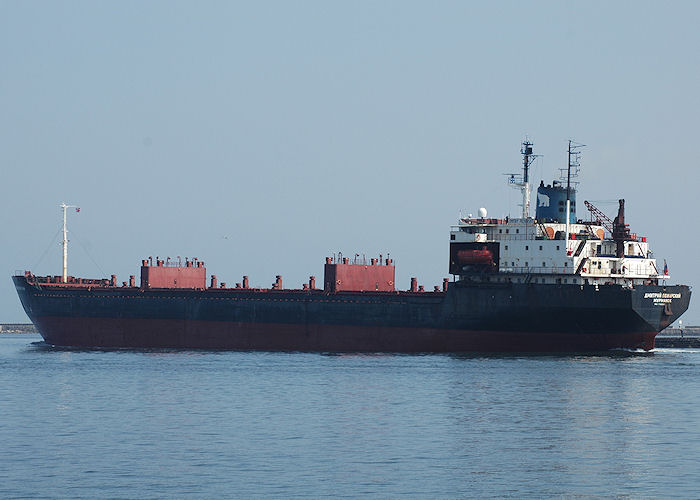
450,217 -> 660,286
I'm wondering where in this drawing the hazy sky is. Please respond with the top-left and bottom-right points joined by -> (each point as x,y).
2,1 -> 698,324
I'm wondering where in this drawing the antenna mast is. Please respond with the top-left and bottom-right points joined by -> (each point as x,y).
563,140 -> 584,242
507,140 -> 540,218
61,202 -> 78,283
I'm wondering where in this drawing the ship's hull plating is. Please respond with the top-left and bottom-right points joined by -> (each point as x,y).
12,276 -> 691,352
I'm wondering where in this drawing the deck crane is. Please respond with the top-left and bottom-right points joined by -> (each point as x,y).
585,199 -> 633,258
583,200 -> 614,235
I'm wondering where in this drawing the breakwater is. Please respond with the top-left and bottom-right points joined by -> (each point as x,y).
0,324 -> 37,334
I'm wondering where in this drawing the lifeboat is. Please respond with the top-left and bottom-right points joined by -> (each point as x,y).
456,249 -> 494,266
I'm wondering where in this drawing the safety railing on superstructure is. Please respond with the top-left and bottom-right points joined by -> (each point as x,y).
499,266 -> 574,274
486,234 -> 544,241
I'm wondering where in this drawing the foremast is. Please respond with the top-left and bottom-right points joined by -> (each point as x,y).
60,202 -> 78,283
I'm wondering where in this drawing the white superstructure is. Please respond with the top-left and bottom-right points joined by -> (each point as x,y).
449,141 -> 668,287
450,217 -> 665,286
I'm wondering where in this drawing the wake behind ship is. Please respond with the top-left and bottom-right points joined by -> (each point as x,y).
13,141 -> 691,351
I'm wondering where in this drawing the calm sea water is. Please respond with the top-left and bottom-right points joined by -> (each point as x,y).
1,334 -> 699,499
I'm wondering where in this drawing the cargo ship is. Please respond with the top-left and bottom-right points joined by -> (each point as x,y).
13,141 -> 691,351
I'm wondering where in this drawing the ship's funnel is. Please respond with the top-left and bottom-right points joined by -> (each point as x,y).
535,181 -> 576,224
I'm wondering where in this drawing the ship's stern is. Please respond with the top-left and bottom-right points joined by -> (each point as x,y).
632,284 -> 691,347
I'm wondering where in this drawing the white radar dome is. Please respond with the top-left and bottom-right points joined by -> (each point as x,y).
478,207 -> 487,218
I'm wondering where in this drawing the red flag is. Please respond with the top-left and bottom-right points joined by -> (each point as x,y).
76,208 -> 81,213
663,260 -> 669,276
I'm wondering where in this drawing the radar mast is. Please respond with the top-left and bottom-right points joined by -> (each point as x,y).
507,140 -> 540,219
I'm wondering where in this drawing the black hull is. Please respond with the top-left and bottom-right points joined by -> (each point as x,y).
12,276 -> 691,352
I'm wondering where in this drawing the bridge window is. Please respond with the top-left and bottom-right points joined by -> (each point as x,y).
450,234 -> 455,240
516,229 -> 519,233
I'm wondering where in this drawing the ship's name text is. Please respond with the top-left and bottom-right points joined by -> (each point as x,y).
644,292 -> 682,304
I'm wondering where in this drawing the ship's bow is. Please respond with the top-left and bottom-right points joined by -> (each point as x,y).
12,274 -> 36,321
